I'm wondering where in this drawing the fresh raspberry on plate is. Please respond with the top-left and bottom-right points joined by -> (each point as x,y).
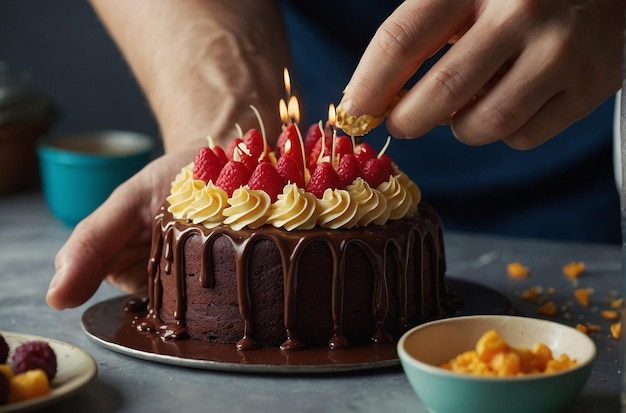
11,341 -> 57,381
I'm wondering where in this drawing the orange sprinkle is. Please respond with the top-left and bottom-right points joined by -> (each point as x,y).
440,330 -> 577,377
585,323 -> 601,333
576,324 -> 588,334
537,301 -> 558,316
521,286 -> 542,301
562,261 -> 585,280
507,262 -> 529,279
610,298 -> 623,309
601,310 -> 620,322
573,288 -> 591,307
611,322 -> 622,340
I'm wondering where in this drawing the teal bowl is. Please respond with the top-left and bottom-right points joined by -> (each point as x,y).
398,315 -> 596,413
37,131 -> 155,227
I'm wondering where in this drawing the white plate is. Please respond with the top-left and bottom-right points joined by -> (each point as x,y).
0,331 -> 97,412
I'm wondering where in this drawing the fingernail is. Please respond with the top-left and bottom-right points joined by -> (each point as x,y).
46,272 -> 62,309
48,273 -> 59,291
338,98 -> 363,117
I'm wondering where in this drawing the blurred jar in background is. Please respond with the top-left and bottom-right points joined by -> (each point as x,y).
0,61 -> 55,194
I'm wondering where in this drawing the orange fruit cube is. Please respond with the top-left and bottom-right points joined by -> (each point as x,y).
507,262 -> 529,279
7,369 -> 50,403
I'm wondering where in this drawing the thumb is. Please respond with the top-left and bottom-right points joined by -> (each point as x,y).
46,177 -> 152,310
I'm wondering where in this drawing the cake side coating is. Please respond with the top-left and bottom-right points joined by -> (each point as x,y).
138,200 -> 451,351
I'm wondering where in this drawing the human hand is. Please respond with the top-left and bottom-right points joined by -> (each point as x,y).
46,150 -> 195,310
338,0 -> 625,149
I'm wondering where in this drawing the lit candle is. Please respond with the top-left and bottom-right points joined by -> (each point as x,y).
283,68 -> 292,98
293,120 -> 310,184
328,104 -> 337,167
288,95 -> 300,124
279,99 -> 289,128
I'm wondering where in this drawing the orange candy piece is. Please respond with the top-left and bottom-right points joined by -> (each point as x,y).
537,301 -> 558,316
441,330 -> 576,377
574,288 -> 591,307
7,369 -> 50,403
562,261 -> 585,280
507,262 -> 529,279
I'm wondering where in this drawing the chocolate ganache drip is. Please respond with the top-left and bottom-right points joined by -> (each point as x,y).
138,201 -> 451,351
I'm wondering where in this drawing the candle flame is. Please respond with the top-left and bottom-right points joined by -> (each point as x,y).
328,104 -> 336,125
279,98 -> 289,125
280,68 -> 300,124
283,68 -> 291,98
328,104 -> 338,167
288,95 -> 300,124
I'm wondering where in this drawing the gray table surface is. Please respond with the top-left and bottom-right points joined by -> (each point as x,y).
0,191 -> 623,412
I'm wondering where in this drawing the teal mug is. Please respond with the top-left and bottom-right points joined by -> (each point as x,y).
37,130 -> 155,227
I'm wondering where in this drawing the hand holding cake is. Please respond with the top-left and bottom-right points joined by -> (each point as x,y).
46,0 -> 289,310
46,151 -> 194,310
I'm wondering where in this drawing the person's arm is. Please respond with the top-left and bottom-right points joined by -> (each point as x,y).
90,0 -> 290,150
47,0 -> 290,310
338,0 -> 625,149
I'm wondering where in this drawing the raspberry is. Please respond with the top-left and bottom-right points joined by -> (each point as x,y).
306,162 -> 340,198
0,334 -> 8,364
193,147 -> 224,183
378,153 -> 395,176
307,136 -> 331,173
336,153 -> 361,188
303,122 -> 322,156
277,123 -> 299,157
355,142 -> 377,169
247,162 -> 285,202
226,137 -> 244,160
334,136 -> 354,161
0,372 -> 7,405
11,341 -> 57,381
215,160 -> 252,196
362,158 -> 390,188
242,128 -> 272,162
276,154 -> 305,188
211,144 -> 229,165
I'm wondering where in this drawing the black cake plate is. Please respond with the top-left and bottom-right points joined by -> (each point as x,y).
81,277 -> 512,374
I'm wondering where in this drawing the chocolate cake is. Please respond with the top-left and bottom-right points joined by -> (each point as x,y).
136,104 -> 454,351
141,199 -> 449,351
